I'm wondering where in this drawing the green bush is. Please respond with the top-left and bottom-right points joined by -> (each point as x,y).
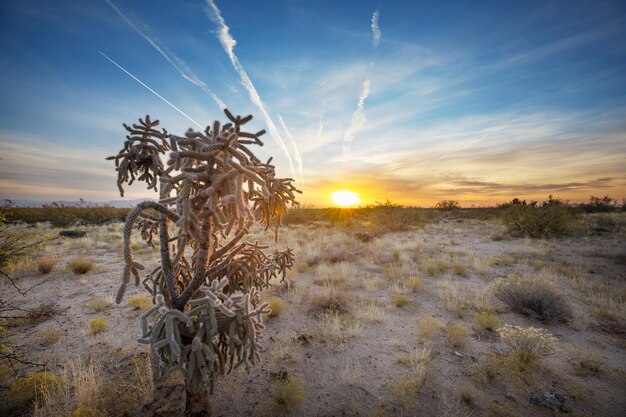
500,196 -> 574,238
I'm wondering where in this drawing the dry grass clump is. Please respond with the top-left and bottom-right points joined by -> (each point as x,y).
446,324 -> 469,348
317,311 -> 363,345
88,318 -> 106,335
439,281 -> 492,317
404,276 -> 423,292
498,325 -> 557,369
494,274 -> 572,322
424,258 -> 450,277
391,293 -> 410,307
357,298 -> 387,323
389,351 -> 430,410
571,348 -> 607,374
417,316 -> 443,340
267,296 -> 286,317
452,263 -> 468,277
127,295 -> 152,311
384,262 -> 415,285
314,261 -> 358,288
270,334 -> 303,364
257,376 -> 306,416
36,328 -> 61,346
396,346 -> 431,370
37,255 -> 57,274
310,288 -> 351,315
87,297 -> 112,313
340,357 -> 363,385
8,372 -> 63,406
67,257 -> 94,275
475,311 -> 502,331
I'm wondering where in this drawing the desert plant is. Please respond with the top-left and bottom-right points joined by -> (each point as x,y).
475,311 -> 502,331
89,318 -> 107,334
68,257 -> 94,275
436,200 -> 461,210
37,255 -> 57,274
391,293 -> 409,307
267,296 -> 286,317
497,325 -> 557,368
127,295 -> 152,311
500,196 -> 573,238
494,275 -> 571,322
106,109 -> 299,415
446,324 -> 469,348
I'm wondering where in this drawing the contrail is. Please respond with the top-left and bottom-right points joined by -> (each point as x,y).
105,0 -> 226,110
342,79 -> 371,160
204,0 -> 298,181
317,106 -> 325,146
99,51 -> 204,130
278,114 -> 304,182
371,10 -> 381,47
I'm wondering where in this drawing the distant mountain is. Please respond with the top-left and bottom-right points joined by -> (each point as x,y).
2,198 -> 156,208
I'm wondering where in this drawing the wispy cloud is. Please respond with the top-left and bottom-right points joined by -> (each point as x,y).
342,79 -> 371,160
98,52 -> 204,130
105,0 -> 226,110
205,0 -> 298,181
371,10 -> 381,47
278,115 -> 304,182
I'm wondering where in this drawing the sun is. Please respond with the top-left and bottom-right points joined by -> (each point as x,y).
331,190 -> 361,207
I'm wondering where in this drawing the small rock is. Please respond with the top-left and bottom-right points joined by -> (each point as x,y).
454,351 -> 464,358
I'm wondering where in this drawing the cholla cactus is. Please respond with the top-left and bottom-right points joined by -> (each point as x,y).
107,109 -> 300,415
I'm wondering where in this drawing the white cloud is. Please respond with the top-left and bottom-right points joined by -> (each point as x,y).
371,10 -> 381,47
342,79 -> 371,159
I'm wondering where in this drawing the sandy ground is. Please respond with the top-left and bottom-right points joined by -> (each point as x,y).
2,216 -> 625,416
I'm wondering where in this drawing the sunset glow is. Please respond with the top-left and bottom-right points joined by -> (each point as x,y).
331,190 -> 361,207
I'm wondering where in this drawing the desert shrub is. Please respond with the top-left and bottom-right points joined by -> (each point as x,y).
498,325 -> 557,368
475,311 -> 502,331
37,255 -> 57,274
404,276 -> 423,292
579,195 -> 618,213
366,200 -> 425,232
88,297 -> 112,312
391,293 -> 409,307
267,296 -> 286,317
271,376 -> 306,407
0,202 -> 42,271
500,196 -> 574,238
127,295 -> 152,311
36,328 -> 61,345
68,257 -> 94,274
88,318 -> 107,334
9,372 -> 62,405
494,275 -> 571,322
436,200 -> 461,210
282,206 -> 324,225
572,348 -> 606,374
8,204 -> 131,226
446,324 -> 469,348
417,316 -> 442,340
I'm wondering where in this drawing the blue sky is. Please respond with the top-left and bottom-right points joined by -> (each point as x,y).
0,0 -> 625,206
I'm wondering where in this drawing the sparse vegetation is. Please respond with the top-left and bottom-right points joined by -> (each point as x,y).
500,196 -> 574,238
391,293 -> 409,307
475,311 -> 502,331
88,297 -> 112,312
36,255 -> 57,274
36,328 -> 61,346
127,295 -> 152,311
495,274 -> 572,322
267,296 -> 286,317
417,316 -> 443,340
88,318 -> 107,335
68,257 -> 94,274
498,325 -> 557,368
446,324 -> 469,348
